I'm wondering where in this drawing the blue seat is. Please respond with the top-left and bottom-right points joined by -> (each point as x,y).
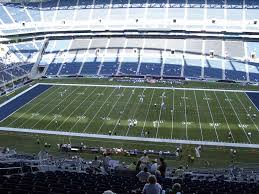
163,64 -> 182,77
184,58 -> 202,78
99,62 -> 119,75
5,3 -> 31,22
119,62 -> 138,75
139,62 -> 161,76
59,62 -> 82,75
80,62 -> 100,75
46,63 -> 62,76
0,4 -> 13,23
204,59 -> 223,79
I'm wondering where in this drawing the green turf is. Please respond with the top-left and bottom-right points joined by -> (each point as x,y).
38,77 -> 259,90
1,131 -> 259,168
1,84 -> 258,144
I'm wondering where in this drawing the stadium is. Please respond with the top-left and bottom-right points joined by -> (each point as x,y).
0,0 -> 259,193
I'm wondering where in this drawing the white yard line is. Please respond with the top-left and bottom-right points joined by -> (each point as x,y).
224,91 -> 251,143
204,91 -> 219,142
2,126 -> 259,149
235,93 -> 259,133
69,87 -> 109,132
125,88 -> 146,136
31,87 -> 78,129
58,87 -> 98,130
43,87 -> 90,130
214,91 -> 235,142
40,82 -> 259,93
7,86 -> 60,127
155,90 -> 165,138
83,88 -> 117,133
183,90 -> 188,140
170,89 -> 175,139
111,88 -> 136,134
141,89 -> 155,135
97,88 -> 126,134
193,90 -> 204,141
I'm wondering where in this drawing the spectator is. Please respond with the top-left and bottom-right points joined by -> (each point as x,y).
143,175 -> 162,194
175,166 -> 184,177
136,160 -> 142,172
154,170 -> 163,183
150,159 -> 158,174
136,167 -> 151,183
103,153 -> 111,171
140,153 -> 149,167
166,183 -> 182,194
158,158 -> 167,177
91,156 -> 101,168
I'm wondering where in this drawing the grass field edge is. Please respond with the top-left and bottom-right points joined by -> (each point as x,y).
39,82 -> 259,93
1,127 -> 259,149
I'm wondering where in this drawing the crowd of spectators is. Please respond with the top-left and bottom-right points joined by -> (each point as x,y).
91,152 -> 184,194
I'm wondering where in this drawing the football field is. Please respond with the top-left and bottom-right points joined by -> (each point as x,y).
0,83 -> 259,146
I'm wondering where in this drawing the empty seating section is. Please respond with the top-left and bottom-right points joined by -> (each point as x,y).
248,62 -> 259,82
0,71 -> 13,82
246,7 -> 259,20
0,4 -> 13,24
40,38 -> 259,82
225,60 -> 247,81
45,55 -> 65,76
5,4 -> 31,23
6,66 -> 26,77
139,63 -> 161,76
55,0 -> 78,21
19,64 -> 33,72
187,8 -> 204,20
225,41 -> 245,59
186,39 -> 202,56
138,56 -> 161,76
184,58 -> 202,78
7,45 -> 26,62
24,2 -> 41,22
0,62 -> 33,83
8,41 -> 43,62
39,53 -> 56,67
206,0 -> 224,5
163,57 -> 182,77
100,57 -> 120,75
204,40 -> 222,57
45,40 -> 71,53
60,62 -> 82,75
80,57 -> 100,75
119,57 -> 139,75
246,42 -> 259,58
0,0 -> 258,29
45,63 -> 62,76
204,59 -> 223,79
41,0 -> 58,22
